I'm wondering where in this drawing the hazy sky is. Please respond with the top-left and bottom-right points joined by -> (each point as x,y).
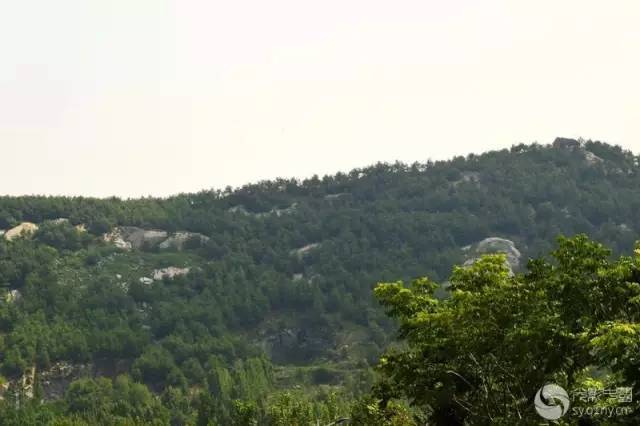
1,1 -> 639,197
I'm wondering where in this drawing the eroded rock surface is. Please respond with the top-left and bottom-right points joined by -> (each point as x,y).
103,227 -> 208,251
139,277 -> 154,286
229,203 -> 298,218
158,232 -> 209,250
291,243 -> 321,258
4,222 -> 39,241
463,237 -> 521,274
553,137 -> 603,166
153,267 -> 190,280
5,289 -> 21,304
103,227 -> 168,250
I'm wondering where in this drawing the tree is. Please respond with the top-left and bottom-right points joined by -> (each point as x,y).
65,377 -> 113,419
372,235 -> 640,424
349,396 -> 417,426
132,345 -> 177,384
35,221 -> 90,251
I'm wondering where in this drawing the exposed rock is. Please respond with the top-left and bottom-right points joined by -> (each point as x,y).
0,381 -> 8,401
552,137 -> 603,165
21,365 -> 36,399
103,228 -> 132,250
228,205 -> 251,215
2,359 -> 133,402
117,282 -> 129,293
158,232 -> 209,250
553,137 -> 581,150
39,362 -> 92,400
5,289 -> 21,304
137,229 -> 169,247
291,273 -> 321,284
153,267 -> 190,281
619,223 -> 632,232
114,226 -> 169,249
462,171 -> 480,182
4,222 -> 39,241
49,218 -> 70,224
261,326 -> 333,364
229,203 -> 298,218
324,193 -> 349,200
308,274 -> 321,284
0,230 -> 4,237
139,277 -> 154,286
103,227 -> 168,250
453,171 -> 481,187
75,224 -> 87,233
291,243 -> 321,258
265,203 -> 298,218
583,150 -> 603,165
463,237 -> 521,274
103,227 -> 210,251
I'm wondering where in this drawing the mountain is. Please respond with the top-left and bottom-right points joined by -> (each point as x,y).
0,138 -> 639,423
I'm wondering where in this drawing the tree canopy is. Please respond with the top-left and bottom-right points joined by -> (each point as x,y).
373,235 -> 640,424
1,140 -> 640,424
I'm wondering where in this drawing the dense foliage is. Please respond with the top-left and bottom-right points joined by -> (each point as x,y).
1,139 -> 640,424
374,235 -> 640,424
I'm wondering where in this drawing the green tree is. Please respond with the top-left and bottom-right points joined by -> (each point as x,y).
372,235 -> 640,424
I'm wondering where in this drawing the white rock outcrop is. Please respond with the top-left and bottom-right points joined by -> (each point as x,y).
229,203 -> 298,218
228,205 -> 251,215
291,243 -> 321,258
49,218 -> 70,224
4,222 -> 39,241
139,277 -> 154,286
103,227 -> 210,251
463,237 -> 521,274
619,223 -> 632,232
552,137 -> 603,166
103,227 -> 170,250
103,228 -> 133,250
452,171 -> 481,187
152,267 -> 190,281
264,203 -> 297,218
5,289 -> 21,304
583,150 -> 604,165
324,193 -> 349,200
158,232 -> 209,250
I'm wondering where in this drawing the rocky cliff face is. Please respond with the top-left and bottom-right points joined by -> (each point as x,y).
158,232 -> 209,250
4,289 -> 21,304
0,361 -> 130,402
152,266 -> 190,281
103,227 -> 208,251
290,243 -> 321,258
463,237 -> 522,274
102,227 -> 168,250
3,222 -> 39,241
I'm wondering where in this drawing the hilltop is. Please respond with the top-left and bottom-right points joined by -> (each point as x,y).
1,138 -> 640,423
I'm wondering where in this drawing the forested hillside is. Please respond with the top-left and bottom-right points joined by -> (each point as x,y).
1,138 -> 640,424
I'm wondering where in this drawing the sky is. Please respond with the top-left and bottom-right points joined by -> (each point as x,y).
0,0 -> 639,197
